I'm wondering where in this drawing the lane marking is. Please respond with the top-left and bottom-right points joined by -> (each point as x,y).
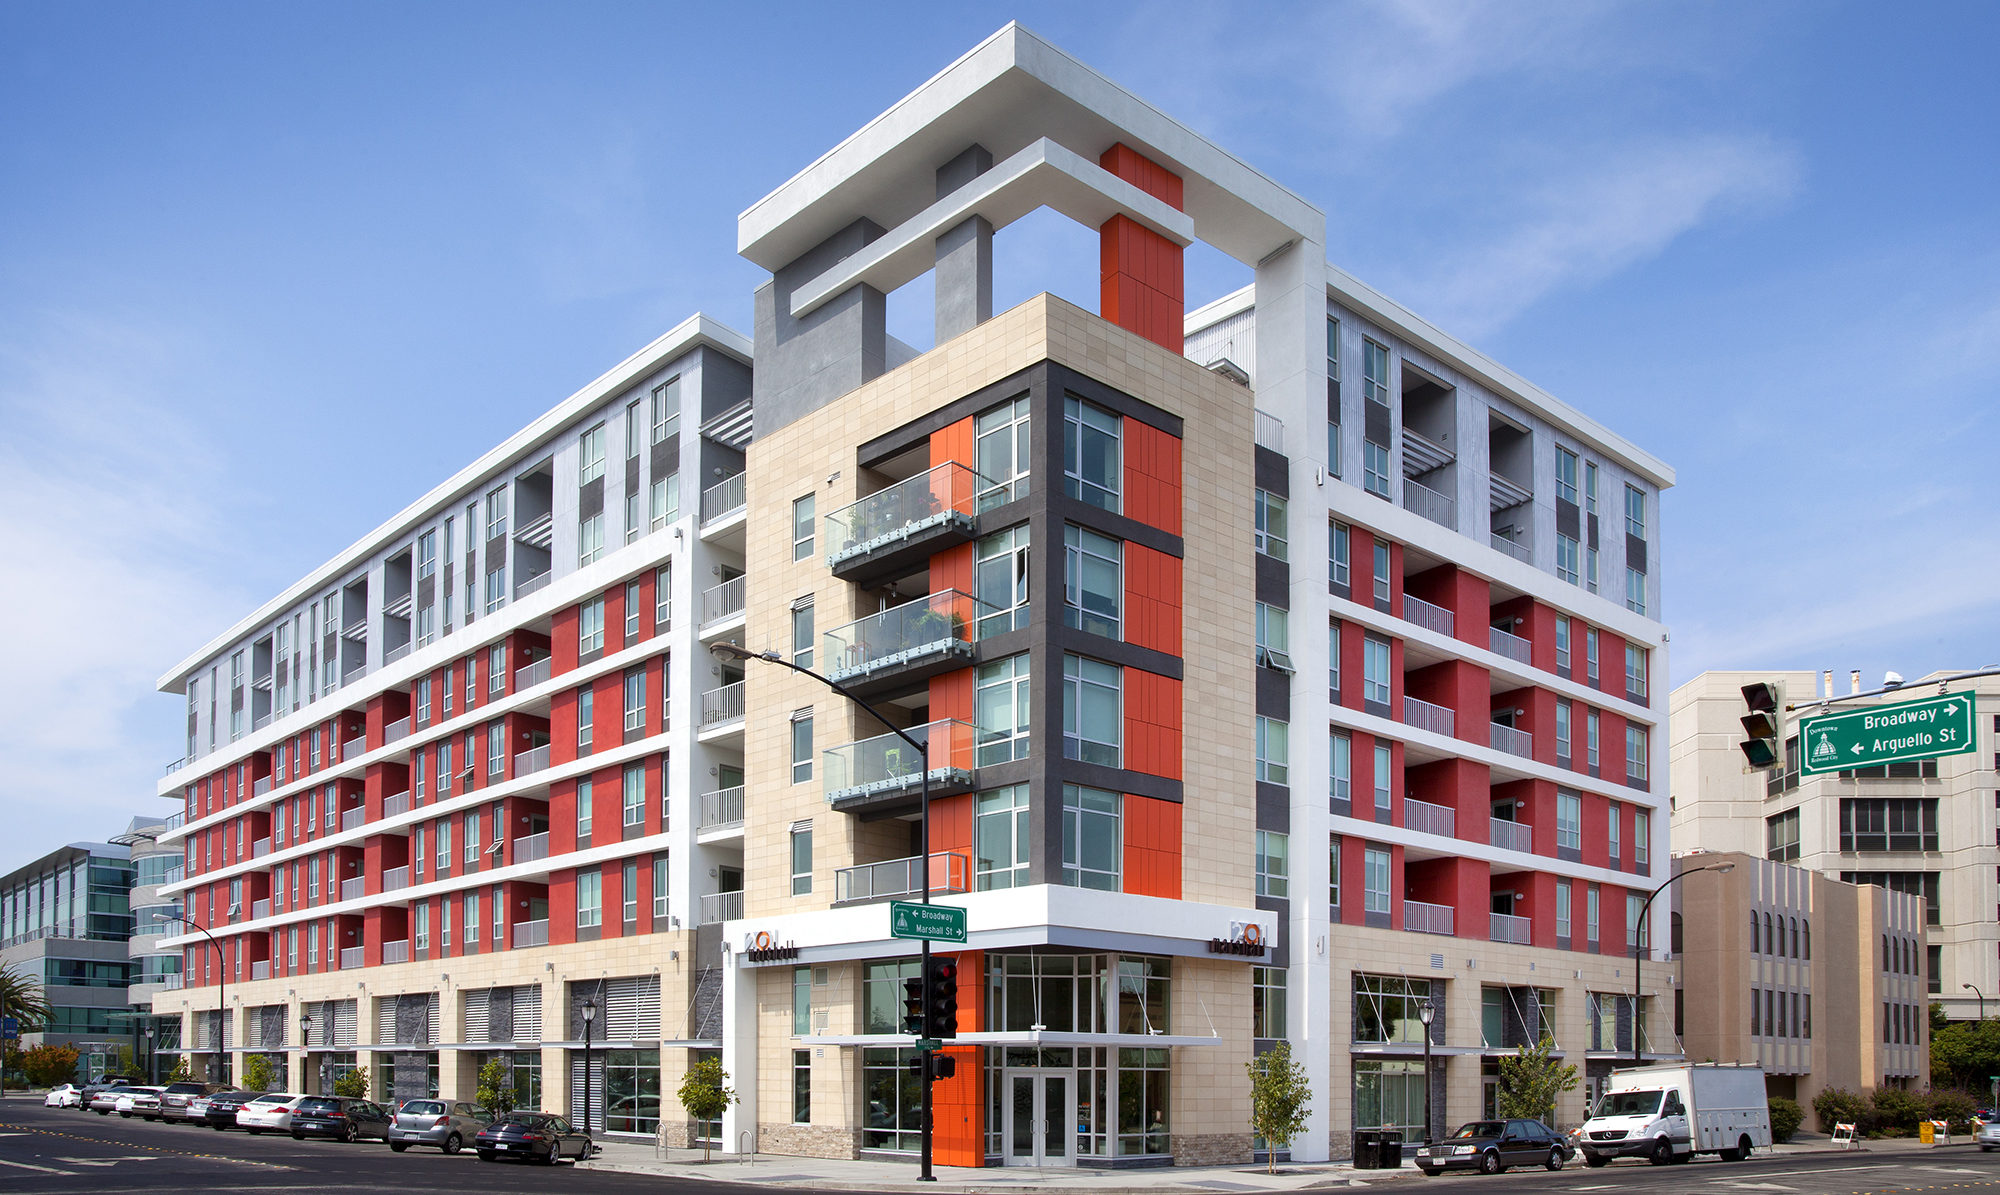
0,1158 -> 79,1175
0,1120 -> 292,1170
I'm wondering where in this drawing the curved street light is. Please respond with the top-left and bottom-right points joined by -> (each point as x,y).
156,912 -> 227,1082
1965,983 -> 1986,1022
1631,861 -> 1735,1065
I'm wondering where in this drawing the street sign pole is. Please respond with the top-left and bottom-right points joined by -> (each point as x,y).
918,740 -> 934,1184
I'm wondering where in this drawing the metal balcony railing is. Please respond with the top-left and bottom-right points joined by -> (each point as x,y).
700,682 -> 745,729
384,717 -> 412,744
340,877 -> 364,901
253,776 -> 273,797
383,642 -> 412,666
1490,911 -> 1533,945
1402,696 -> 1455,738
251,837 -> 271,858
165,755 -> 191,777
381,939 -> 410,964
1401,475 -> 1455,528
341,734 -> 366,761
513,832 -> 550,864
698,891 -> 744,924
163,810 -> 185,831
1489,724 -> 1533,759
514,657 -> 551,690
339,946 -> 364,969
1399,593 -> 1454,637
250,899 -> 271,920
700,576 -> 746,629
1254,409 -> 1284,452
824,461 -> 987,570
1403,797 -> 1456,839
253,711 -> 272,730
1488,625 -> 1532,664
1490,532 -> 1531,563
512,919 -> 549,948
514,744 -> 550,775
250,960 -> 271,980
823,719 -> 977,806
341,807 -> 365,831
515,570 -> 552,598
835,852 -> 970,904
382,790 -> 412,818
700,472 -> 747,524
162,973 -> 184,990
382,866 -> 411,893
1404,900 -> 1455,936
1489,818 -> 1533,854
823,590 -> 987,685
699,787 -> 744,831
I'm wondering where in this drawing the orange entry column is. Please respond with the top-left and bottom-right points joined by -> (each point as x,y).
1098,144 -> 1184,353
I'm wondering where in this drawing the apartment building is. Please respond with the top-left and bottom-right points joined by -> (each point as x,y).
1674,851 -> 1927,1106
150,25 -> 1673,1164
1672,669 -> 2000,1024
1,838 -> 140,1073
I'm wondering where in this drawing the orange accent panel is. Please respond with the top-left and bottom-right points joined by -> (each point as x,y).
931,417 -> 975,470
1124,670 -> 1182,781
1124,421 -> 1183,536
932,948 -> 984,1166
929,793 -> 973,862
929,668 -> 974,726
1099,144 -> 1185,209
1124,795 -> 1182,899
931,542 -> 974,599
1125,544 -> 1183,657
1099,216 -> 1185,353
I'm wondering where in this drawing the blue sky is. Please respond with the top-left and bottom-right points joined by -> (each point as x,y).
2,2 -> 1995,871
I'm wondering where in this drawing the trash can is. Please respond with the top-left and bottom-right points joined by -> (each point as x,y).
1352,1130 -> 1380,1169
1378,1129 -> 1404,1168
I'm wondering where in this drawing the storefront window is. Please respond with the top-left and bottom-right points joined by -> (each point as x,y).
861,1047 -> 924,1152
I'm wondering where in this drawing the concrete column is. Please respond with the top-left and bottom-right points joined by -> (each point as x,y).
934,144 -> 993,343
719,949 -> 758,1155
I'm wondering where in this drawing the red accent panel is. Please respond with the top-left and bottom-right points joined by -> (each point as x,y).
931,948 -> 984,1167
551,607 -> 580,676
1124,544 -> 1182,657
1123,421 -> 1183,537
1124,795 -> 1182,899
1600,883 -> 1627,954
1100,144 -> 1184,208
1124,670 -> 1182,781
605,585 -> 626,655
548,869 -> 576,946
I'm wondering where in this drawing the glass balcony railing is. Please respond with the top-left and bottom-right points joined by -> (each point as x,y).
823,590 -> 988,686
834,852 -> 969,904
823,462 -> 987,573
823,719 -> 977,807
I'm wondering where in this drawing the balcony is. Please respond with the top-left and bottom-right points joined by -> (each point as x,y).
341,734 -> 366,761
1404,900 -> 1455,936
514,656 -> 551,690
516,570 -> 552,599
1399,593 -> 1454,638
1254,409 -> 1285,452
699,577 -> 746,634
513,832 -> 550,864
514,744 -> 550,776
341,807 -> 366,832
382,866 -> 411,893
699,682 -> 745,734
340,877 -> 364,901
1489,818 -> 1533,854
1490,911 -> 1533,945
1402,696 -> 1455,738
823,590 -> 987,697
250,899 -> 272,920
698,787 -> 744,833
164,755 -> 192,777
383,643 -> 412,666
381,939 -> 410,964
834,852 -> 970,904
512,919 -> 549,948
1488,625 -> 1531,665
1401,475 -> 1455,529
1489,723 -> 1533,759
339,946 -> 364,969
253,776 -> 273,797
822,718 -> 977,815
162,973 -> 184,990
1489,531 -> 1531,564
1403,797 -> 1456,839
384,717 -> 412,745
382,790 -> 412,818
251,960 -> 271,980
163,809 -> 185,831
698,891 -> 744,924
251,837 -> 271,859
824,461 -> 986,586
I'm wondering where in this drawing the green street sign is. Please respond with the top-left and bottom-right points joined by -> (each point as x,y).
1799,691 -> 1977,776
890,900 -> 967,944
913,1038 -> 943,1052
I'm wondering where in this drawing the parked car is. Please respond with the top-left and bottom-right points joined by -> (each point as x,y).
43,1084 -> 82,1108
88,1083 -> 138,1115
78,1075 -> 138,1108
1416,1119 -> 1570,1176
474,1112 -> 593,1164
387,1099 -> 490,1154
116,1087 -> 166,1119
1979,1119 -> 2000,1151
236,1093 -> 304,1133
199,1090 -> 260,1130
160,1081 -> 230,1124
290,1096 -> 393,1143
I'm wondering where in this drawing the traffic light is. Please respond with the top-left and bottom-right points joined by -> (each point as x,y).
930,1054 -> 955,1080
1738,681 -> 1786,770
902,973 -> 927,1036
926,956 -> 959,1039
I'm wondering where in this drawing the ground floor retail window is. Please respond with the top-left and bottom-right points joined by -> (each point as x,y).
568,1048 -> 660,1135
692,1049 -> 722,1145
375,1052 -> 439,1103
977,1045 -> 1169,1161
1353,1058 -> 1425,1139
862,1047 -> 924,1153
476,1050 -> 541,1112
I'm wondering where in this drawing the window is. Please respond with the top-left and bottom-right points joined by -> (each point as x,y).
1363,846 -> 1391,914
489,644 -> 506,696
975,395 -> 1030,509
1586,628 -> 1599,683
576,686 -> 594,754
624,580 -> 641,642
1626,725 -> 1649,783
624,667 -> 647,733
1555,700 -> 1572,763
466,809 -> 481,864
487,719 -> 505,777
1557,790 -> 1582,851
793,1050 -> 811,1124
1556,534 -> 1580,585
1625,484 -> 1646,539
1373,741 -> 1392,814
1061,784 -> 1120,890
578,513 -> 605,566
576,869 -> 601,928
791,600 -> 814,670
1257,717 -> 1290,786
625,397 -> 643,459
1556,880 -> 1573,940
1586,709 -> 1601,771
579,596 -> 605,655
624,490 -> 641,543
1628,894 -> 1648,951
654,565 -> 671,630
1362,340 -> 1389,405
652,853 -> 668,918
436,819 -> 452,873
1625,567 -> 1646,616
1256,830 -> 1289,897
415,902 -> 430,951
1586,885 -> 1600,944
1624,644 -> 1648,700
975,525 -> 1030,636
791,711 -> 813,784
622,764 -> 645,828
1062,654 -> 1122,766
1372,541 -> 1390,603
1255,490 -> 1288,560
1556,447 -> 1578,506
1607,803 -> 1621,861
1255,603 -> 1292,672
485,565 -> 507,613
575,778 -> 593,845
1326,316 -> 1341,380
975,654 -> 1031,765
792,495 -> 815,562
1586,546 -> 1599,593
437,740 -> 453,795
1253,966 -> 1288,1039
1063,395 -> 1121,511
416,679 -> 432,727
622,859 -> 639,925
1363,439 -> 1391,497
790,825 -> 813,896
1585,461 -> 1599,515
1840,799 -> 1939,852
651,377 -> 679,443
579,423 -> 605,484
975,784 -> 1030,891
1634,811 -> 1650,865
1555,617 -> 1571,672
649,472 -> 680,530
1329,836 -> 1343,907
1362,636 -> 1391,706
1329,521 -> 1350,588
1329,731 -> 1352,805
1063,525 -> 1122,638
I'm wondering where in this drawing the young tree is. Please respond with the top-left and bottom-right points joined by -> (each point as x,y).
676,1057 -> 737,1163
1245,1041 -> 1312,1174
1497,1037 -> 1578,1126
22,1044 -> 81,1088
167,1055 -> 194,1083
241,1054 -> 276,1093
332,1068 -> 369,1099
475,1058 -> 518,1118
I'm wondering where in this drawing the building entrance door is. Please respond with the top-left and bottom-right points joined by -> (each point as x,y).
1004,1069 -> 1075,1166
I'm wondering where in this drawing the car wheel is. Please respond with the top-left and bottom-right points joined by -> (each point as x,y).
1649,1137 -> 1672,1165
1478,1150 -> 1503,1175
1546,1147 -> 1565,1171
1584,1154 -> 1609,1168
214,1123 -> 228,1131
97,1108 -> 110,1115
1419,1166 -> 1441,1177
1734,1134 -> 1752,1161
120,1111 -> 131,1118
442,1133 -> 462,1155
247,1127 -> 263,1135
292,1132 -> 304,1141
389,1141 -> 409,1152
342,1122 -> 358,1143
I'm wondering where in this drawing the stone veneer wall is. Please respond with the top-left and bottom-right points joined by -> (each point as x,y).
1172,1131 -> 1254,1167
757,1123 -> 863,1159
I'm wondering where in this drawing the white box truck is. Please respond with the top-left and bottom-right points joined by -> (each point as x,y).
1578,1063 -> 1770,1166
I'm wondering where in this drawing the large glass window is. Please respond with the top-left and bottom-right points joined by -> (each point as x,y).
791,601 -> 814,670
1330,731 -> 1352,804
1064,525 -> 1122,639
1373,742 -> 1392,814
1353,973 -> 1431,1044
1062,655 -> 1122,767
1556,880 -> 1573,940
975,654 -> 1031,765
1061,784 -> 1120,890
650,378 -> 679,443
1256,717 -> 1289,786
1840,798 -> 1938,852
1626,567 -> 1647,616
1252,966 -> 1288,1039
860,1044 -> 922,1151
791,711 -> 813,784
790,825 -> 812,896
975,396 -> 1031,510
1625,484 -> 1646,539
1626,725 -> 1649,783
1329,521 -> 1350,587
576,869 -> 601,928
1255,830 -> 1289,898
1556,447 -> 1578,505
624,666 -> 646,733
578,513 -> 605,566
579,597 -> 605,655
1556,534 -> 1580,585
1556,790 -> 1582,851
1362,636 -> 1391,705
598,1049 -> 660,1134
975,526 -> 1030,636
649,472 -> 680,530
1063,396 -> 1121,512
622,764 -> 645,828
1363,846 -> 1390,914
1555,700 -> 1572,763
1767,808 -> 1801,862
792,494 -> 815,562
1363,440 -> 1391,497
1255,603 -> 1292,672
1255,491 -> 1288,560
1362,340 -> 1389,404
975,785 -> 1030,891
578,423 -> 606,484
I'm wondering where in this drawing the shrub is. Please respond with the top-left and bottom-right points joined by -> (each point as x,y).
1814,1087 -> 1867,1134
22,1044 -> 80,1088
1927,1087 -> 1978,1134
241,1054 -> 276,1093
1768,1097 -> 1803,1143
332,1068 -> 368,1099
1869,1085 -> 1927,1135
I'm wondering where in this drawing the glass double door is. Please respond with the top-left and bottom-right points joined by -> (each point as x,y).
1004,1069 -> 1075,1166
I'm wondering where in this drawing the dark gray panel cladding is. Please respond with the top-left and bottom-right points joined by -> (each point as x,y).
1327,377 -> 1341,417
1556,499 -> 1581,540
699,441 -> 745,498
1255,781 -> 1290,832
1254,445 -> 1289,497
1364,399 -> 1391,445
417,575 -> 435,607
1586,512 -> 1599,550
752,218 -> 889,439
1255,895 -> 1291,968
625,457 -> 641,497
1627,533 -> 1648,573
1256,552 -> 1288,607
489,990 -> 515,1043
1256,661 -> 1290,719
579,476 -> 604,519
485,535 -> 507,567
699,349 -> 753,422
650,434 -> 680,478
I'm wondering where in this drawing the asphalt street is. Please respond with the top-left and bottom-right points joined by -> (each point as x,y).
1391,1149 -> 2000,1194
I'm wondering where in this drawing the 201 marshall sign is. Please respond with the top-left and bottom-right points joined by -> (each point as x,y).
1799,691 -> 1977,776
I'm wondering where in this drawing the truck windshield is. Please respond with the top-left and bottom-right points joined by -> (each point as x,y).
1595,1090 -> 1663,1117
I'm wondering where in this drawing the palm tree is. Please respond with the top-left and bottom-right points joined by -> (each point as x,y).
0,961 -> 52,1030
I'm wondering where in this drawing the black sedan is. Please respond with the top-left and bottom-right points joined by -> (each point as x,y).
1416,1118 -> 1569,1176
290,1096 -> 393,1142
474,1112 -> 593,1164
198,1090 -> 260,1130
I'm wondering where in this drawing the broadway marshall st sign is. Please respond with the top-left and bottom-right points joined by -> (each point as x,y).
1800,691 -> 1977,776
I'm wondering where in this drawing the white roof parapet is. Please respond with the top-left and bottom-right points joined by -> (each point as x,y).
738,22 -> 1321,272
154,312 -> 752,693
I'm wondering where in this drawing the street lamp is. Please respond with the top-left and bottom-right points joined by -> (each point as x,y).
157,912 -> 226,1083
710,640 -> 941,1181
579,996 -> 598,1136
1418,998 -> 1437,1146
299,1011 -> 315,1093
1965,983 -> 1986,1022
143,1026 -> 156,1085
1631,861 -> 1735,1066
